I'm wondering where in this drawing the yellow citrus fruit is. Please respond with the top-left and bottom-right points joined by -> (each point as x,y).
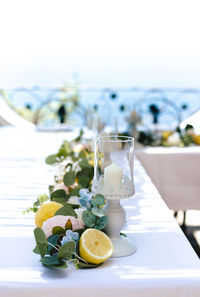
162,131 -> 173,140
88,159 -> 94,167
193,134 -> 200,145
35,202 -> 63,228
79,229 -> 113,264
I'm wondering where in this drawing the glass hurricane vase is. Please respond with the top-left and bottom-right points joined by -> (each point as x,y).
92,135 -> 137,257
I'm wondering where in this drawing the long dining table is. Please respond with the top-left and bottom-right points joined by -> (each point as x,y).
135,145 -> 200,211
0,126 -> 200,297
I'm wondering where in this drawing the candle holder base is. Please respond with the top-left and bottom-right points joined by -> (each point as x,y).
110,236 -> 137,258
104,200 -> 137,258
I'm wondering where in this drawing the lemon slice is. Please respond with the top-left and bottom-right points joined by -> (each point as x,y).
35,202 -> 63,228
79,229 -> 113,264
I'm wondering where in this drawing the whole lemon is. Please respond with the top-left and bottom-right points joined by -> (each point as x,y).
35,202 -> 63,228
193,134 -> 200,145
162,131 -> 173,140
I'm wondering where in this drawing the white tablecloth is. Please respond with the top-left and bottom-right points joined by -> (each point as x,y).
1,127 -> 200,297
136,146 -> 200,210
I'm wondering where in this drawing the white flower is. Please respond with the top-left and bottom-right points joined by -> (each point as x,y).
167,132 -> 181,146
186,128 -> 194,135
75,208 -> 85,229
42,215 -> 81,238
73,143 -> 87,153
68,196 -> 80,205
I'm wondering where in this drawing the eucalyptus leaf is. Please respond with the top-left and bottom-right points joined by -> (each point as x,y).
47,234 -> 60,253
79,158 -> 90,168
52,226 -> 66,235
74,129 -> 83,143
95,216 -> 101,225
33,200 -> 40,207
69,187 -> 80,197
55,204 -> 78,218
63,171 -> 76,186
65,163 -> 73,170
40,255 -> 61,266
91,207 -> 105,217
45,154 -> 58,165
95,216 -> 108,230
66,203 -> 80,209
38,194 -> 49,204
58,241 -> 76,260
49,185 -> 54,195
33,245 -> 40,254
50,190 -> 69,204
77,168 -> 93,187
82,210 -> 96,227
77,261 -> 101,269
120,232 -> 127,237
92,194 -> 105,207
71,155 -> 78,162
75,228 -> 85,237
51,196 -> 68,205
55,262 -> 68,269
57,140 -> 71,158
79,167 -> 94,178
78,176 -> 90,188
51,189 -> 67,199
33,245 -> 48,255
34,227 -> 48,258
79,151 -> 86,159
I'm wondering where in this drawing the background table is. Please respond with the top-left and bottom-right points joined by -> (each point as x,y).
1,127 -> 200,297
136,146 -> 200,211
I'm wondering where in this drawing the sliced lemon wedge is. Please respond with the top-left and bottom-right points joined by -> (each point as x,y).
79,228 -> 113,264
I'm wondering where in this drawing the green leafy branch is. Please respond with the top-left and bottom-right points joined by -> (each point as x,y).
82,194 -> 108,231
33,227 -> 100,269
24,138 -> 94,213
23,194 -> 49,214
45,129 -> 85,166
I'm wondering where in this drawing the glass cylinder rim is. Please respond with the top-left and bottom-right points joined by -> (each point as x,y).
96,135 -> 134,143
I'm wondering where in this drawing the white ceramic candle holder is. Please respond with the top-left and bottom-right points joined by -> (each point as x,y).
92,135 -> 137,257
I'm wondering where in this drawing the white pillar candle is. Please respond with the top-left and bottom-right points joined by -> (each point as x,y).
104,162 -> 123,195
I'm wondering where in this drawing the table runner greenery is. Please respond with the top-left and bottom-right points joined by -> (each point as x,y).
25,130 -> 113,269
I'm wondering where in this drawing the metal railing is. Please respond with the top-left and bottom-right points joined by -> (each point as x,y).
1,86 -> 200,129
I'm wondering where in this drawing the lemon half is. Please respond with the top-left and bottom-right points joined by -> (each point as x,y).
35,201 -> 63,228
79,229 -> 113,264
